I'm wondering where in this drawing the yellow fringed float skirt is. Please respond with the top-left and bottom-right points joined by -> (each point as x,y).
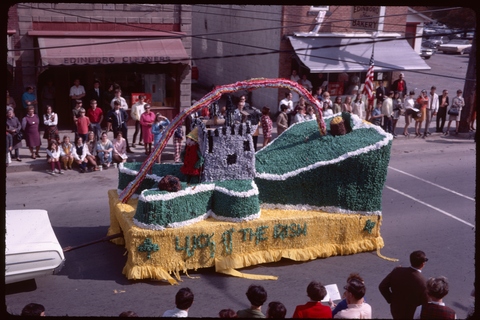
107,189 -> 387,284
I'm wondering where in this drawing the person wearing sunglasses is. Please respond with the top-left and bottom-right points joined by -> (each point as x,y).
379,250 -> 429,319
334,274 -> 372,319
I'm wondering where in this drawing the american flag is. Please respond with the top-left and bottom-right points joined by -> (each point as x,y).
363,48 -> 375,101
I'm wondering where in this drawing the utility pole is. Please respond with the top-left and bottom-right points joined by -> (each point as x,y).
459,32 -> 476,133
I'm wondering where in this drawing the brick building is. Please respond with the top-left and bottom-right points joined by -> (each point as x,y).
7,3 -> 193,127
193,5 -> 430,113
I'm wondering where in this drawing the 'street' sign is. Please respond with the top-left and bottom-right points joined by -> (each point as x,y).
352,6 -> 381,31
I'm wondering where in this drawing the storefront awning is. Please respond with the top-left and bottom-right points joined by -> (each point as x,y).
288,36 -> 430,73
37,37 -> 190,66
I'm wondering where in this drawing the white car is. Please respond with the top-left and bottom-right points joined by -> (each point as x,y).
420,47 -> 435,59
437,39 -> 472,55
5,209 -> 65,284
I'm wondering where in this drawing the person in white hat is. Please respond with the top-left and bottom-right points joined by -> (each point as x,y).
180,126 -> 204,184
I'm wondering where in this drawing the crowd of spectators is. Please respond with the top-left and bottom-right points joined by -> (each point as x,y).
18,248 -> 472,318
6,79 -> 179,170
16,250 -> 472,318
6,73 -> 474,168
274,71 -> 472,141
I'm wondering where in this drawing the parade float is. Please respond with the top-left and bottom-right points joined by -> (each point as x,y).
107,78 -> 394,284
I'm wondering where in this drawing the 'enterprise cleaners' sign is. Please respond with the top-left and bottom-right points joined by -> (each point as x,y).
62,56 -> 171,65
351,6 -> 380,31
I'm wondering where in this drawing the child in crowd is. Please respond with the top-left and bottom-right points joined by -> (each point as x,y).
46,139 -> 64,175
370,101 -> 383,126
112,132 -> 128,164
323,101 -> 333,117
97,132 -> 113,169
119,311 -> 138,317
60,135 -> 74,170
151,112 -> 170,163
266,301 -> 287,318
75,108 -> 91,143
306,105 -> 316,120
173,125 -> 184,163
161,287 -> 194,318
218,309 -> 237,318
180,127 -> 203,185
21,303 -> 46,316
261,106 -> 273,147
72,99 -> 82,135
72,136 -> 92,173
84,131 -> 99,171
237,285 -> 268,318
292,281 -> 332,318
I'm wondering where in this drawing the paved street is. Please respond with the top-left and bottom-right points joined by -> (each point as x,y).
5,52 -> 476,318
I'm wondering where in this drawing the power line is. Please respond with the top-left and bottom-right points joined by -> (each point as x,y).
14,3 -> 466,52
10,35 -> 474,83
11,4 -> 470,58
10,4 -> 474,82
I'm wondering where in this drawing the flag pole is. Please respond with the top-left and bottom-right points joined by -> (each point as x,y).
364,32 -> 377,121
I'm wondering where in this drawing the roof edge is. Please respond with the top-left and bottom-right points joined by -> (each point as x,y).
28,30 -> 185,37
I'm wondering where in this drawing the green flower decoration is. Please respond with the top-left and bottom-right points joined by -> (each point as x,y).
363,219 -> 376,234
138,238 -> 159,259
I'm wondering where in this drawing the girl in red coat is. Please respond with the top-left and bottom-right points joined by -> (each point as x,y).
180,126 -> 204,184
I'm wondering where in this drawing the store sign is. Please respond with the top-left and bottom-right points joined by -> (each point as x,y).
62,56 -> 171,65
351,6 -> 380,31
131,93 -> 152,106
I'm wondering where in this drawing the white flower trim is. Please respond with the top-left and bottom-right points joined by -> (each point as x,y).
118,164 -> 137,176
132,207 -> 262,230
256,114 -> 393,181
208,209 -> 261,223
131,181 -> 261,230
139,183 -> 216,202
133,213 -> 210,230
261,203 -> 381,216
118,165 -> 165,183
120,163 -> 183,182
214,180 -> 259,198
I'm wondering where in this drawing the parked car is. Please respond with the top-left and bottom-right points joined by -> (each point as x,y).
422,39 -> 438,49
427,35 -> 448,47
437,39 -> 472,55
420,47 -> 435,59
5,209 -> 65,284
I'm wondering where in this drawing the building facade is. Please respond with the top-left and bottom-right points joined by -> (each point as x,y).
7,3 -> 193,127
192,5 -> 283,111
193,5 -> 430,113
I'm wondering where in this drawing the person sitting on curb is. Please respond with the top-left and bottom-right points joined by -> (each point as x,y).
46,139 -> 64,175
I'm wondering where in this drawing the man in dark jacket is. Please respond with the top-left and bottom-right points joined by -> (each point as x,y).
107,100 -> 133,153
379,250 -> 429,319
